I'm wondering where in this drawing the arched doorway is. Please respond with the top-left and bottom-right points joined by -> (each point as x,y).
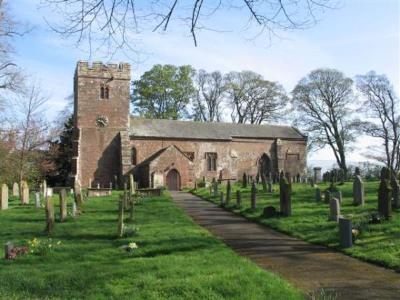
166,169 -> 181,191
259,154 -> 272,179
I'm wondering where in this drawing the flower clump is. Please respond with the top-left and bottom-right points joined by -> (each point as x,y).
28,238 -> 62,256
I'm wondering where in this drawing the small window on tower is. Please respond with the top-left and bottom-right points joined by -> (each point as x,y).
104,87 -> 109,99
100,86 -> 109,99
131,147 -> 137,165
100,86 -> 105,99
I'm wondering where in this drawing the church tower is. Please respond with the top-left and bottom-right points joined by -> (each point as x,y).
72,61 -> 131,188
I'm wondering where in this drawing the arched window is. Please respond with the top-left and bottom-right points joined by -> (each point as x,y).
205,152 -> 217,171
100,86 -> 105,99
100,86 -> 109,99
131,147 -> 137,165
104,86 -> 109,99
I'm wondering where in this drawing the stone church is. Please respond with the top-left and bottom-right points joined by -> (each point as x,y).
72,61 -> 307,190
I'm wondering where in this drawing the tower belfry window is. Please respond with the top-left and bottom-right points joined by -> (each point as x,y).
100,86 -> 109,99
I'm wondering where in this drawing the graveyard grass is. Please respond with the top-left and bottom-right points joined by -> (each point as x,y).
0,193 -> 304,299
191,181 -> 400,271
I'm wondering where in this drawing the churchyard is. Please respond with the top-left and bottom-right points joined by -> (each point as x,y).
191,174 -> 400,271
0,183 -> 304,299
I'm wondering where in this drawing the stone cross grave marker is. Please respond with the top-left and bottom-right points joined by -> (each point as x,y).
329,198 -> 341,222
59,189 -> 67,222
1,184 -> 8,210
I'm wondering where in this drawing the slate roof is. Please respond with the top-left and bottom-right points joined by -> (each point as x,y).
129,117 -> 307,140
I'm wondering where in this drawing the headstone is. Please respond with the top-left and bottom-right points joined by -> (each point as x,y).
45,196 -> 55,234
313,167 -> 322,183
226,180 -> 231,205
324,190 -> 331,204
390,170 -> 399,209
21,181 -> 29,204
109,181 -> 113,189
296,173 -> 300,183
263,206 -> 277,218
72,201 -> 77,218
117,198 -> 124,237
309,178 -> 315,188
315,188 -> 321,202
251,181 -> 257,210
129,174 -> 135,195
12,182 -> 19,197
97,183 -> 100,189
213,181 -> 218,197
1,184 -> 8,210
339,218 -> 353,248
378,167 -> 392,220
46,188 -> 53,197
34,192 -> 41,208
353,168 -> 365,206
114,175 -> 119,190
329,198 -> 341,222
42,180 -> 47,197
236,190 -> 241,207
220,192 -> 225,206
74,179 -> 83,209
59,189 -> 67,222
279,171 -> 292,216
242,173 -> 247,188
4,242 -> 13,259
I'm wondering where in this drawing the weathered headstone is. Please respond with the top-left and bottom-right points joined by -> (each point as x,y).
353,167 -> 365,206
46,188 -> 53,197
21,181 -> 29,204
12,182 -> 19,197
324,190 -> 331,204
72,201 -> 77,218
313,167 -> 322,183
242,173 -> 247,188
34,192 -> 41,209
59,189 -> 67,222
263,206 -> 277,218
339,218 -> 353,248
226,180 -> 231,205
220,192 -> 225,206
129,174 -> 135,195
378,167 -> 392,220
329,198 -> 341,222
236,190 -> 241,207
74,179 -> 83,209
117,198 -> 124,237
251,181 -> 257,210
1,184 -> 8,210
315,188 -> 321,202
45,196 -> 55,234
4,242 -> 13,260
279,172 -> 292,216
42,180 -> 47,197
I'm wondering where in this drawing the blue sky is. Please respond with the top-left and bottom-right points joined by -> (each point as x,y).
7,0 -> 400,165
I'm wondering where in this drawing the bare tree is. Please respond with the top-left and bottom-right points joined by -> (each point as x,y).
225,71 -> 288,124
0,0 -> 25,92
193,70 -> 225,122
42,0 -> 337,54
356,71 -> 400,173
292,68 -> 357,176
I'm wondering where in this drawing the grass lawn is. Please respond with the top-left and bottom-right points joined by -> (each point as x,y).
191,181 -> 400,271
0,192 -> 304,299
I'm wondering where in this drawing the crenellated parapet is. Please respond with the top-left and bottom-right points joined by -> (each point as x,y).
75,61 -> 131,80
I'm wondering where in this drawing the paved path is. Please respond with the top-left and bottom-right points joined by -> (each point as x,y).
170,191 -> 400,300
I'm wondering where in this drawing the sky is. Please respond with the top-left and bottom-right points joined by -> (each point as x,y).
6,0 -> 400,168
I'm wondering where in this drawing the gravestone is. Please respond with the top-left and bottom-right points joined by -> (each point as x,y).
213,181 -> 218,197
242,173 -> 247,188
226,180 -> 231,205
46,188 -> 53,197
251,181 -> 257,210
220,192 -> 225,206
74,179 -> 83,208
236,190 -> 241,207
324,190 -> 331,204
353,167 -> 365,206
279,172 -> 292,217
12,182 -> 19,197
59,189 -> 67,222
329,198 -> 341,222
339,218 -> 353,248
117,198 -> 124,237
72,201 -> 77,217
114,175 -> 119,190
45,196 -> 55,234
34,192 -> 41,209
315,188 -> 321,202
21,181 -> 29,204
4,242 -> 13,259
263,206 -> 277,218
313,167 -> 322,183
309,178 -> 315,188
1,184 -> 8,210
391,170 -> 399,209
378,167 -> 392,220
129,174 -> 135,195
42,180 -> 47,197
